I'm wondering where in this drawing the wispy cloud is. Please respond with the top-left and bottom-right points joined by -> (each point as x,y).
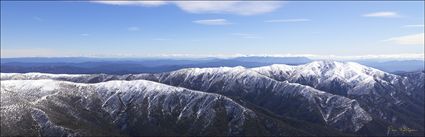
363,11 -> 400,17
127,26 -> 140,31
230,33 -> 261,39
264,18 -> 311,23
93,1 -> 167,7
384,33 -> 424,45
80,33 -> 90,36
174,1 -> 283,15
92,1 -> 283,15
402,24 -> 424,28
193,19 -> 231,25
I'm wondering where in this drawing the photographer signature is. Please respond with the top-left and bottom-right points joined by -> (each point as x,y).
387,126 -> 417,135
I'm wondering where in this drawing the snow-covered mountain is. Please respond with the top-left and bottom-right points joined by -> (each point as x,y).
252,61 -> 406,96
1,61 -> 423,136
153,66 -> 372,132
253,61 -> 424,134
1,72 -> 156,83
2,79 -> 316,136
1,68 -> 373,132
401,70 -> 425,95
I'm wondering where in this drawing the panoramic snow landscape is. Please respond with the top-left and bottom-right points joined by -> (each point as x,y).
1,61 -> 424,136
1,1 -> 424,136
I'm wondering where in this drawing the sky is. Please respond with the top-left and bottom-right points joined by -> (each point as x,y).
1,1 -> 424,59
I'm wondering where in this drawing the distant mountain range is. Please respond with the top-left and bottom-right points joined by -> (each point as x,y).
1,57 -> 423,74
1,61 -> 424,136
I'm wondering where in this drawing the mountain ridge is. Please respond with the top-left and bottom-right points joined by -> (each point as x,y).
1,61 -> 423,136
3,79 -> 320,136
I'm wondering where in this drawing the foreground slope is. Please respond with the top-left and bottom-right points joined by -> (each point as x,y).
1,79 -> 315,136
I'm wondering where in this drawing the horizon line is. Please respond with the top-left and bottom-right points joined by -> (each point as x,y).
1,53 -> 424,60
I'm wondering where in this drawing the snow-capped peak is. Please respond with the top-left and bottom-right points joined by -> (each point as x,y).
252,61 -> 403,95
299,61 -> 384,80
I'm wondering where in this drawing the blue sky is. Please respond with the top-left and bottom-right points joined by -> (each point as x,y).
1,1 -> 424,59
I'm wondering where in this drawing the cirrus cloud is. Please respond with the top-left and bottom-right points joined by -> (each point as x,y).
384,33 -> 424,45
93,1 -> 167,7
92,1 -> 283,15
402,24 -> 424,28
80,33 -> 90,36
363,11 -> 400,18
193,19 -> 231,25
174,1 -> 282,15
